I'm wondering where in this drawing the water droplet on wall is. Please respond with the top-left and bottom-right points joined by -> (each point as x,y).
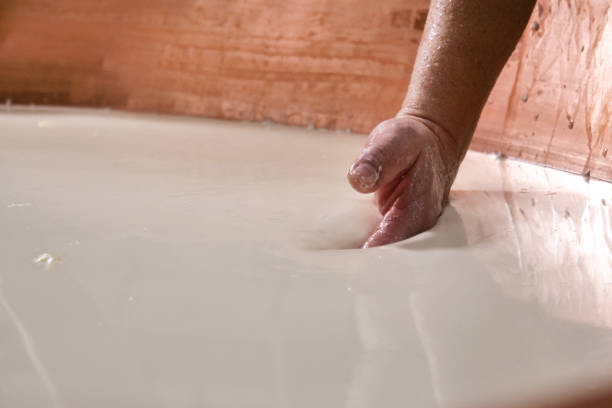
582,169 -> 590,182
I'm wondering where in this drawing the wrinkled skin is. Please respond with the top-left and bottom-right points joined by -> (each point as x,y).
347,113 -> 460,248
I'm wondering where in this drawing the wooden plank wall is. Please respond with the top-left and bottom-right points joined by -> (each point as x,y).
0,0 -> 611,180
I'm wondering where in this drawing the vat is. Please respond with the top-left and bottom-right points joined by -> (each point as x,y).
1,108 -> 611,407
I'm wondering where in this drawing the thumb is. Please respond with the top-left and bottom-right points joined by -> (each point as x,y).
347,120 -> 422,194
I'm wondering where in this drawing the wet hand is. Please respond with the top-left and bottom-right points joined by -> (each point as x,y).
347,114 -> 460,248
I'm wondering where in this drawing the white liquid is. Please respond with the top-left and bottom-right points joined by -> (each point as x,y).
1,108 -> 611,408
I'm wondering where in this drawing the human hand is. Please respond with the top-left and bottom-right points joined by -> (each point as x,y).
347,114 -> 461,248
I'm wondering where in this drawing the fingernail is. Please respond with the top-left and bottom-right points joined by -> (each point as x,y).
349,161 -> 380,190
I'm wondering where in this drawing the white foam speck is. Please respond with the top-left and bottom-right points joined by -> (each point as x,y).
32,253 -> 61,270
7,202 -> 31,208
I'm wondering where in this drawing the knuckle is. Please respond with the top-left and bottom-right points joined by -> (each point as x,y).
363,143 -> 388,167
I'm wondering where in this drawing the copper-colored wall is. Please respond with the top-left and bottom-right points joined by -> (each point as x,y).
0,0 -> 611,180
477,1 -> 612,181
0,0 -> 428,131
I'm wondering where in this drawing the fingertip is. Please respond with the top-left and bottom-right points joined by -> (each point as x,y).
347,160 -> 380,193
362,222 -> 394,248
361,206 -> 414,248
362,231 -> 391,248
361,239 -> 375,249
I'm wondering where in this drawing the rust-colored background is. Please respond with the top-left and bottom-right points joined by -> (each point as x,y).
0,0 -> 611,180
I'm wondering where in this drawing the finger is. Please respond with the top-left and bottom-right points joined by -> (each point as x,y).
363,197 -> 432,248
363,160 -> 442,247
375,170 -> 411,215
347,120 -> 424,194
